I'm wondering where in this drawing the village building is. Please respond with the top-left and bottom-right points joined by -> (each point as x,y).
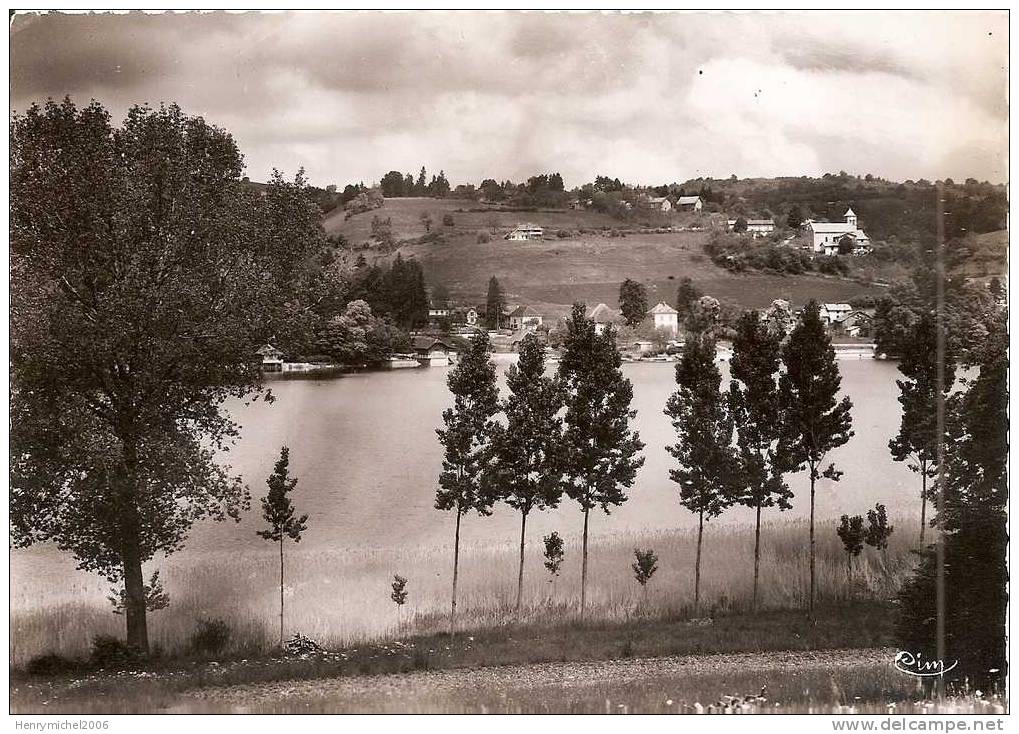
465,307 -> 479,326
727,218 -> 776,237
643,195 -> 672,212
820,303 -> 853,325
506,305 -> 543,331
807,208 -> 871,254
411,336 -> 459,367
587,302 -> 624,335
428,305 -> 451,320
647,302 -> 680,336
631,340 -> 656,355
256,344 -> 284,372
676,195 -> 703,211
506,223 -> 543,241
839,309 -> 874,337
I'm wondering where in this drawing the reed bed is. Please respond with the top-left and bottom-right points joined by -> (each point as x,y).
10,515 -> 919,665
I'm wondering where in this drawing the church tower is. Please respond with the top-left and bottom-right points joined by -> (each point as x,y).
845,207 -> 858,228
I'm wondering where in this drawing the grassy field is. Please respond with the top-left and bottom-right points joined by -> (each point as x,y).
11,515 -> 920,666
325,198 -> 888,312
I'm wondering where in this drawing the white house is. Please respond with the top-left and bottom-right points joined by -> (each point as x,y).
256,344 -> 284,372
507,305 -> 543,331
677,195 -> 703,211
821,303 -> 853,325
587,303 -> 624,335
645,196 -> 672,212
807,208 -> 870,254
728,218 -> 776,237
647,302 -> 680,336
506,223 -> 543,241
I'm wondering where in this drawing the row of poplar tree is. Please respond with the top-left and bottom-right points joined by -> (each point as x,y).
434,299 -> 859,629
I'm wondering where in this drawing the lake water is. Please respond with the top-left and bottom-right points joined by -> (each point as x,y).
10,357 -> 921,656
174,357 -> 915,554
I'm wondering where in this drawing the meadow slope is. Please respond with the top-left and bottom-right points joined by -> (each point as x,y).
328,198 -> 889,313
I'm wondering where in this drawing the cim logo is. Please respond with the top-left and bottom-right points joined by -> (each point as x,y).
894,651 -> 959,677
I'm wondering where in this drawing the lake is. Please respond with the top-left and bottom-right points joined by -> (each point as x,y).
10,357 -> 921,656
179,357 -> 916,553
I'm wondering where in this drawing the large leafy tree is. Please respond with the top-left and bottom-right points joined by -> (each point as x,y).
888,311 -> 956,544
489,335 -> 565,611
257,446 -> 308,649
435,332 -> 499,632
778,301 -> 854,614
10,99 -> 324,651
665,333 -> 737,614
897,319 -> 1006,686
618,278 -> 649,327
557,303 -> 645,613
728,311 -> 792,609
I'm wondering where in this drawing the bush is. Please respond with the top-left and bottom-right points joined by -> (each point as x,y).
442,214 -> 454,227
89,635 -> 143,669
26,653 -> 80,677
190,618 -> 232,657
476,231 -> 491,244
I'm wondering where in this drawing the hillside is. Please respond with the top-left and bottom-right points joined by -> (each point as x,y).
329,198 -> 888,315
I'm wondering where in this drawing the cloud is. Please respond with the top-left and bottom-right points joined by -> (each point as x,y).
9,10 -> 1008,186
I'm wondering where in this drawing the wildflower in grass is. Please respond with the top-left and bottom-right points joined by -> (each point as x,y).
257,446 -> 308,650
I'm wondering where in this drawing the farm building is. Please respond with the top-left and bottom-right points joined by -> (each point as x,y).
256,344 -> 284,372
643,196 -> 672,212
676,195 -> 703,211
507,305 -> 543,331
506,223 -> 543,241
821,303 -> 853,325
411,336 -> 460,367
728,218 -> 776,237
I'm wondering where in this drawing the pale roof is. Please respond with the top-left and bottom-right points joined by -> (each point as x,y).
256,344 -> 283,357
845,207 -> 856,216
507,305 -> 542,318
513,222 -> 542,230
648,302 -> 679,315
677,195 -> 702,205
587,303 -> 623,323
808,221 -> 861,234
823,303 -> 852,311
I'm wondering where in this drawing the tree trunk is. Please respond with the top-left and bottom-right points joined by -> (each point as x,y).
809,468 -> 817,615
580,506 -> 590,616
919,469 -> 927,545
753,503 -> 762,612
694,509 -> 704,615
119,437 -> 149,653
279,536 -> 285,649
121,525 -> 148,653
450,510 -> 462,635
516,510 -> 528,613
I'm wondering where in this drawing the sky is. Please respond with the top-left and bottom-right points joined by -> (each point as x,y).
9,11 -> 1009,188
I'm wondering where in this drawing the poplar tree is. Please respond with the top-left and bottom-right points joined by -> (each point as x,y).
888,311 -> 955,544
729,311 -> 792,609
435,332 -> 499,633
257,446 -> 308,650
778,301 -> 854,614
557,303 -> 644,614
665,333 -> 737,614
485,276 -> 506,329
489,334 -> 565,612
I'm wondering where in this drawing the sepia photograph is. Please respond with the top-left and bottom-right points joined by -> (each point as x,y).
7,8 -> 1010,720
